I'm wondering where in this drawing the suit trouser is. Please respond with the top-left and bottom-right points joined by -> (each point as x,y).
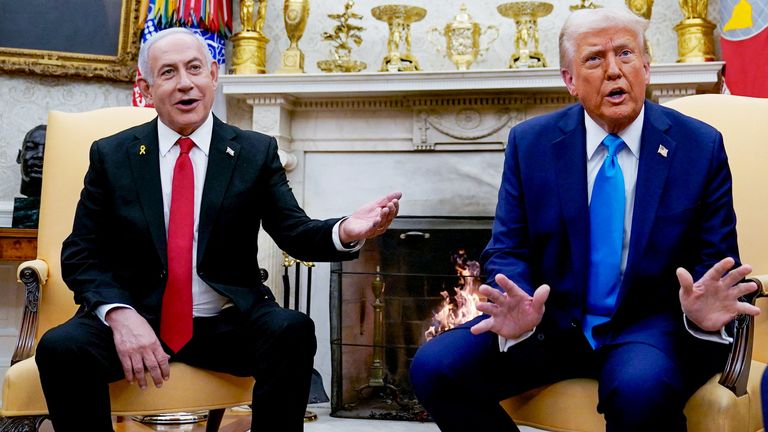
410,315 -> 727,432
35,301 -> 316,432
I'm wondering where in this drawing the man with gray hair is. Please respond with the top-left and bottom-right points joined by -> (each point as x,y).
411,6 -> 758,431
35,27 -> 402,431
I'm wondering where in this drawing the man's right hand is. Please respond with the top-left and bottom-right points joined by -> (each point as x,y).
470,273 -> 550,339
105,307 -> 170,389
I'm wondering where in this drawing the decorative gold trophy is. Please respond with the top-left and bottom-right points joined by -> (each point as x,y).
497,2 -> 553,68
277,0 -> 311,73
317,0 -> 367,72
428,4 -> 499,70
231,0 -> 270,74
371,4 -> 427,72
674,0 -> 716,62
569,0 -> 601,11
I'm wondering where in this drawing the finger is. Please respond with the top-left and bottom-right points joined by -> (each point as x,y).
531,284 -> 550,311
478,284 -> 505,304
700,257 -> 736,282
374,192 -> 403,207
131,354 -> 147,389
734,280 -> 759,298
119,354 -> 134,383
476,301 -> 499,316
494,274 -> 528,300
676,267 -> 694,294
470,316 -> 494,335
736,302 -> 762,317
144,356 -> 165,388
156,350 -> 171,381
721,263 -> 753,289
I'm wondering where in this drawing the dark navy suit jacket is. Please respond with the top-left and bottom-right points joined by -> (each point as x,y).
481,100 -> 739,352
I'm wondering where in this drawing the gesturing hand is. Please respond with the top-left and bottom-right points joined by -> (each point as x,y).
106,307 -> 171,389
339,191 -> 401,244
677,257 -> 760,332
470,273 -> 550,339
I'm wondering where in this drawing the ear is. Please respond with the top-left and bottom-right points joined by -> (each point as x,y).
561,68 -> 578,97
210,61 -> 219,90
137,77 -> 154,104
642,58 -> 651,85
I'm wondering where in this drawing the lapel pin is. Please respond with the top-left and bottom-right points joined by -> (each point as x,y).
657,144 -> 668,158
139,144 -> 146,155
226,147 -> 235,157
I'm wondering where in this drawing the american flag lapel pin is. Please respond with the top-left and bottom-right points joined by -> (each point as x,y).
657,144 -> 668,157
226,147 -> 235,157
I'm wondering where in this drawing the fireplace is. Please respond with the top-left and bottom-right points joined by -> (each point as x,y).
329,216 -> 492,420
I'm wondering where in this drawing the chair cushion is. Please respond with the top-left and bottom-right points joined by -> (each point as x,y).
1,357 -> 254,416
499,361 -> 766,432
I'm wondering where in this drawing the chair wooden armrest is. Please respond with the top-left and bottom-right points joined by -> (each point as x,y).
719,274 -> 768,396
11,260 -> 48,365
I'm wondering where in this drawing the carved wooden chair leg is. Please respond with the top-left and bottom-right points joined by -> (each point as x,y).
205,408 -> 226,432
0,415 -> 48,432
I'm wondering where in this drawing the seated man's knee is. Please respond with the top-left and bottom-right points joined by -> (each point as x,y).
599,364 -> 685,427
278,311 -> 317,356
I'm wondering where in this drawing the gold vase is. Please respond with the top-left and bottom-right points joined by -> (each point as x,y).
277,0 -> 310,74
674,0 -> 716,62
231,0 -> 270,74
428,4 -> 499,71
497,2 -> 553,69
371,4 -> 427,72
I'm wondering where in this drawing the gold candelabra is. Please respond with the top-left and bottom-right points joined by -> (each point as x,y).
231,0 -> 270,74
674,0 -> 716,62
317,0 -> 367,73
497,1 -> 553,69
371,4 -> 427,72
428,4 -> 499,71
277,0 -> 311,73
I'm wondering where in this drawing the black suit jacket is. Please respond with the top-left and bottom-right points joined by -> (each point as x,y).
62,116 -> 355,329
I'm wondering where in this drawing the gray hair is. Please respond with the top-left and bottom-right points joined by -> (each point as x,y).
138,27 -> 215,85
559,6 -> 649,71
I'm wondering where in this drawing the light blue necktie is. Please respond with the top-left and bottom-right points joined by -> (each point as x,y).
584,134 -> 626,348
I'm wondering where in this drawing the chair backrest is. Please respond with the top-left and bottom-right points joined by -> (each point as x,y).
36,107 -> 157,339
663,94 -> 768,363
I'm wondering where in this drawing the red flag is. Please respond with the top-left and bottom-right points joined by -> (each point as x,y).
720,0 -> 768,97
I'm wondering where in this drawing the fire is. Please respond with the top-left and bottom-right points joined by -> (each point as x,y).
424,249 -> 484,341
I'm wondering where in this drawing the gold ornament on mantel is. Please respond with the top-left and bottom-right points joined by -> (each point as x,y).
371,4 -> 427,72
427,4 -> 500,71
674,0 -> 716,62
317,0 -> 367,73
569,0 -> 601,11
626,0 -> 655,61
497,2 -> 553,68
277,0 -> 311,73
231,0 -> 270,74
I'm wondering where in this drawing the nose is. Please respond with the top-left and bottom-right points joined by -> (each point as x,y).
176,70 -> 193,90
606,54 -> 622,80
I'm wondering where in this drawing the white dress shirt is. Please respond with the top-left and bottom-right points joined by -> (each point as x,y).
97,114 -> 361,322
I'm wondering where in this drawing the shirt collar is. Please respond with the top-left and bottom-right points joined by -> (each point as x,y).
585,105 -> 644,161
157,113 -> 213,157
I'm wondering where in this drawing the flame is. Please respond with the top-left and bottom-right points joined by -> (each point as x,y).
424,250 -> 484,341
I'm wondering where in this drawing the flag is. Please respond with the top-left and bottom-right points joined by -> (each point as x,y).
720,0 -> 768,97
133,0 -> 232,107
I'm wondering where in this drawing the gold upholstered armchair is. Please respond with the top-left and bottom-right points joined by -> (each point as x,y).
500,94 -> 768,432
0,108 -> 254,431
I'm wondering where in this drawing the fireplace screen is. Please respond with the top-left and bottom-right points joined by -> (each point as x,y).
329,217 -> 492,420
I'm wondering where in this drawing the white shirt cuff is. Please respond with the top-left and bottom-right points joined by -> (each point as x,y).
332,218 -> 365,252
95,303 -> 134,326
498,328 -> 536,352
683,314 -> 732,344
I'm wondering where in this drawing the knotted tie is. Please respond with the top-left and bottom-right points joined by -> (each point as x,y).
584,134 -> 626,348
161,137 -> 195,353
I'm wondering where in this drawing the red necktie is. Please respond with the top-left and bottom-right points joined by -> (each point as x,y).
161,137 -> 195,353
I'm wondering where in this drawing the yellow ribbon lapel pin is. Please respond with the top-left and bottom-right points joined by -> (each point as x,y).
139,144 -> 147,155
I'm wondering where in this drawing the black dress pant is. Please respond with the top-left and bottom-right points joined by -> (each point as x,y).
35,301 -> 316,432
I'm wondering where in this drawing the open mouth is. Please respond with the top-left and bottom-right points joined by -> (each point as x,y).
176,98 -> 200,108
607,88 -> 626,101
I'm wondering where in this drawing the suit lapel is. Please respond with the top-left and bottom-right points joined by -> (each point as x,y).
127,118 -> 168,266
554,106 -> 590,297
623,102 -> 675,287
198,117 -> 240,264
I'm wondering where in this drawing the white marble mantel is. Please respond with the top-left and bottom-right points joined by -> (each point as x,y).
219,62 -> 724,396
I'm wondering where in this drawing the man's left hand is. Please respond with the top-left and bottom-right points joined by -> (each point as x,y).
678,257 -> 761,331
339,192 -> 401,244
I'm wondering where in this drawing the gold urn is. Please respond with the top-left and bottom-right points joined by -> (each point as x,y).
371,4 -> 427,72
497,1 -> 553,69
428,4 -> 499,70
674,0 -> 716,62
277,0 -> 311,73
231,0 -> 270,74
